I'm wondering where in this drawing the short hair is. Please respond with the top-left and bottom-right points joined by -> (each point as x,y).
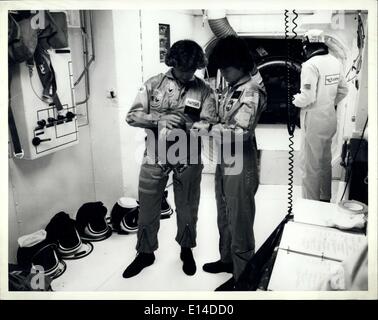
165,40 -> 207,71
210,35 -> 255,73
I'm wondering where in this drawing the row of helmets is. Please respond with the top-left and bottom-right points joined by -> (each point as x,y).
15,191 -> 173,281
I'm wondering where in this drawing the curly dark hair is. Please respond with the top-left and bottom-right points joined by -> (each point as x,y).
209,35 -> 255,73
165,40 -> 207,71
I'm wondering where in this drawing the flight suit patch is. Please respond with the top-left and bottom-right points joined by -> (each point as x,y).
225,91 -> 242,111
225,101 -> 234,112
304,84 -> 311,90
244,90 -> 254,97
325,74 -> 340,85
151,89 -> 163,108
185,98 -> 201,109
184,97 -> 201,118
242,89 -> 259,107
231,90 -> 242,99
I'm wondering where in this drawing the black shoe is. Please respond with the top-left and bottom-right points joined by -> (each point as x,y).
215,277 -> 235,291
203,260 -> 233,274
180,247 -> 196,276
122,252 -> 155,278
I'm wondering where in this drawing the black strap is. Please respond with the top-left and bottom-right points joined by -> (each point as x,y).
34,44 -> 63,111
8,68 -> 24,158
50,63 -> 63,111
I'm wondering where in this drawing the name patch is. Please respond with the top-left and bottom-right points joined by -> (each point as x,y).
185,98 -> 200,109
325,74 -> 340,85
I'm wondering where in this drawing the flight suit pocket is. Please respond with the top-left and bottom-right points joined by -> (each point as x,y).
233,105 -> 253,129
138,164 -> 165,194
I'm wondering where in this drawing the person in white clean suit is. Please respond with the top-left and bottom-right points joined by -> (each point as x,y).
293,30 -> 349,202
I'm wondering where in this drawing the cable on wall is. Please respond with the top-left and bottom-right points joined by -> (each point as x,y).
139,10 -> 144,84
285,9 -> 298,216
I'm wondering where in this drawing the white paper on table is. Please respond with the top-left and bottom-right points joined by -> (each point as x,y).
267,249 -> 342,291
279,221 -> 367,262
267,221 -> 367,291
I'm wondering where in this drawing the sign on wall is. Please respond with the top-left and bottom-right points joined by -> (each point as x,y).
159,24 -> 170,62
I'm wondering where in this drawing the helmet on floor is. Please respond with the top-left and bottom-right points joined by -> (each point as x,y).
45,211 -> 93,259
76,201 -> 112,241
17,230 -> 66,280
111,197 -> 139,234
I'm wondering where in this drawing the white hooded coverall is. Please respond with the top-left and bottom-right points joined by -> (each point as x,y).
293,53 -> 348,201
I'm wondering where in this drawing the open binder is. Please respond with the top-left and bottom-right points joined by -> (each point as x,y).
267,221 -> 367,291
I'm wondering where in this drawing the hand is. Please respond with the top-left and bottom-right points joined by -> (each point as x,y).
159,114 -> 186,130
192,121 -> 210,131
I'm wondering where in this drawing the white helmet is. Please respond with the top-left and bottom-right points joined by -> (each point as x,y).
303,29 -> 325,43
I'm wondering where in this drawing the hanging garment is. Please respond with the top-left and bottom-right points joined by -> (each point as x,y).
32,43 -> 64,110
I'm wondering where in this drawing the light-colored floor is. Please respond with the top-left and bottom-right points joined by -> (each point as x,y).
51,174 -> 302,292
51,125 -> 342,292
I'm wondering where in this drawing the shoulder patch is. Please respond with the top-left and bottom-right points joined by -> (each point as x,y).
242,89 -> 259,106
304,84 -> 311,90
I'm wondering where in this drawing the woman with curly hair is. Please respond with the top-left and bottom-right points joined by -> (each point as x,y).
124,40 -> 217,278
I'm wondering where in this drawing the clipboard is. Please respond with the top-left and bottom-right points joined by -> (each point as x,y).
267,221 -> 367,291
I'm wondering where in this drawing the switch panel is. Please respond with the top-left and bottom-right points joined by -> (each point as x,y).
10,48 -> 79,160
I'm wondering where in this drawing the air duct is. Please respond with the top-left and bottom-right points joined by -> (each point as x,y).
207,10 -> 237,38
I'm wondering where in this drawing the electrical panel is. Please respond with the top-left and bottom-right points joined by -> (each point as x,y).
10,48 -> 78,160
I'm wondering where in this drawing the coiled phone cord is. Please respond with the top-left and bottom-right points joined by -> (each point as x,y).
285,9 -> 298,216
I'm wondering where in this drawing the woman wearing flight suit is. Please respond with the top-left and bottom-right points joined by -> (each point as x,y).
124,40 -> 217,278
203,36 -> 267,291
